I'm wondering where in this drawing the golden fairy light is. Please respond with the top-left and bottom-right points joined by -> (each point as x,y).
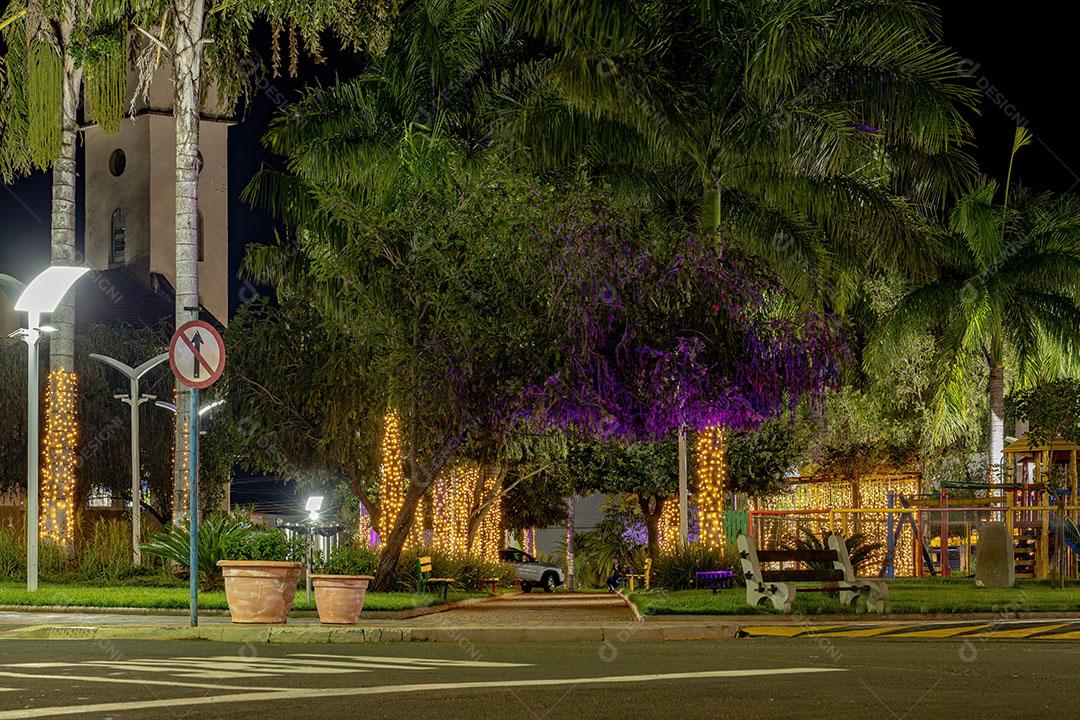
696,426 -> 727,550
40,370 -> 78,549
379,408 -> 408,543
753,472 -> 921,576
657,497 -> 680,554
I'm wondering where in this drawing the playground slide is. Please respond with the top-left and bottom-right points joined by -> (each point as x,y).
1049,518 -> 1080,557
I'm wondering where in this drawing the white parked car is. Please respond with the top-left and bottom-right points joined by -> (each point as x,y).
499,548 -> 565,593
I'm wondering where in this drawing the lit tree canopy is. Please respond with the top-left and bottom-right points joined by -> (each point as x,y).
534,216 -> 846,440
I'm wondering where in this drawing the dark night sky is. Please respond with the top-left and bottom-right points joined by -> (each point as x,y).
1,3 -> 1077,299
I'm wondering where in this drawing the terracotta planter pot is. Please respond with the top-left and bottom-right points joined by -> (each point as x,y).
218,560 -> 304,624
311,574 -> 374,624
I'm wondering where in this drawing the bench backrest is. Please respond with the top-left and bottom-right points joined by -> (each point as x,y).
738,533 -> 858,585
418,556 -> 433,575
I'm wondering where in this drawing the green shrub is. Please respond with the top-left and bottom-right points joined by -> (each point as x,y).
396,547 -> 514,592
0,524 -> 22,580
564,530 -> 646,589
226,528 -> 305,563
141,514 -> 259,590
316,544 -> 378,576
652,543 -> 737,590
72,519 -> 137,582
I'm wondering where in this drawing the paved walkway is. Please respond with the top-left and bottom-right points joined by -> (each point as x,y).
409,591 -> 635,625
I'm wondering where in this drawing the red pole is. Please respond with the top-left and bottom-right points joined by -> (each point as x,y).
940,488 -> 950,578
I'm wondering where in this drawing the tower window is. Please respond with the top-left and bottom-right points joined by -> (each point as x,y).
109,149 -> 126,177
110,208 -> 126,265
197,211 -> 205,262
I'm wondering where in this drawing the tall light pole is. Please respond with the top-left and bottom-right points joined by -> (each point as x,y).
12,266 -> 89,591
678,427 -> 689,546
89,352 -> 169,564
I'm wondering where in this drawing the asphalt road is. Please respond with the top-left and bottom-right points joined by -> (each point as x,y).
0,637 -> 1076,719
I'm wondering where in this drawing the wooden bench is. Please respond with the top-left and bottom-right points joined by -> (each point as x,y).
737,533 -> 887,613
417,555 -> 457,600
625,558 -> 652,592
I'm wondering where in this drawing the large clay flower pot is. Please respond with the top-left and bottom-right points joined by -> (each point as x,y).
311,575 -> 374,624
218,560 -> 304,624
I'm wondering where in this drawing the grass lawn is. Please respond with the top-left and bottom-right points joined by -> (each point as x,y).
0,582 -> 483,612
630,578 -> 1080,616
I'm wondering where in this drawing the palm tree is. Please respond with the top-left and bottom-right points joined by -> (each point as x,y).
872,129 -> 1080,483
124,0 -> 400,517
501,0 -> 978,305
1,2 -> 127,549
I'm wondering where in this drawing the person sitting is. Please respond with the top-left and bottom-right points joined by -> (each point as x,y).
606,559 -> 624,592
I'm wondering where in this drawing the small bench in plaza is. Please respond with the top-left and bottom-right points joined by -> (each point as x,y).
695,570 -> 734,593
625,558 -> 652,591
737,533 -> 888,613
417,556 -> 458,600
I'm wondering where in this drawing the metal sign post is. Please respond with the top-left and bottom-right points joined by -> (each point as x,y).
169,320 -> 226,629
189,387 -> 199,627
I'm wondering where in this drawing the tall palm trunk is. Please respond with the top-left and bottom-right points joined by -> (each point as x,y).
41,14 -> 83,550
988,363 -> 1005,486
171,0 -> 205,520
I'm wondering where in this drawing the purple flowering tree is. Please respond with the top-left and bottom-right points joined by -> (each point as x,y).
534,211 -> 846,441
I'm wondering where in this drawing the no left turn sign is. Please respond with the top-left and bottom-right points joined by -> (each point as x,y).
169,320 -> 226,390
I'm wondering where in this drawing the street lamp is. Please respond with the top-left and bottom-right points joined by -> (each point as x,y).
12,266 -> 89,591
306,495 -> 324,522
89,352 -> 169,564
154,398 -> 225,432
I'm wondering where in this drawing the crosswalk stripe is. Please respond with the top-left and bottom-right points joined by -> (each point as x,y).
0,670 -> 257,692
291,654 -> 531,668
1,653 -> 533,682
0,667 -> 846,720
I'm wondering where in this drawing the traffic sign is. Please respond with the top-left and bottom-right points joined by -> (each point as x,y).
169,320 -> 226,390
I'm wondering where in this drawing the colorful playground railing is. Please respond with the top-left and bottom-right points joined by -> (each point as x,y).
748,503 -> 1080,580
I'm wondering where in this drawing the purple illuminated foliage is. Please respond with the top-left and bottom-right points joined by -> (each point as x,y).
533,209 -> 846,440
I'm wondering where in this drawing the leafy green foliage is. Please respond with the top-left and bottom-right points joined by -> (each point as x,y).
870,164 -> 1080,456
141,515 -> 261,590
394,548 -> 515,592
651,543 -> 737,591
315,544 -> 379,576
1006,380 -> 1080,448
225,528 -> 305,564
726,420 -> 800,497
224,297 -> 383,524
504,0 -> 978,304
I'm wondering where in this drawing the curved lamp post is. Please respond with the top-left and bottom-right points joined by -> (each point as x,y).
12,266 -> 89,591
89,352 -> 169,563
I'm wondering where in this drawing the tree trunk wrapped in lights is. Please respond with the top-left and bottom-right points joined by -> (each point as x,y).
40,369 -> 78,549
378,408 -> 411,545
696,427 -> 727,551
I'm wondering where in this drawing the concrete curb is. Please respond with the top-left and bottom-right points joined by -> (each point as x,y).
0,621 -> 740,644
0,594 -> 500,622
614,590 -> 644,622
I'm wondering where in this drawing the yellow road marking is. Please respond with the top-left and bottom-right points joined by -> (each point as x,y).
966,624 -> 1073,639
884,625 -> 991,638
814,626 -> 899,638
1039,630 -> 1080,639
738,626 -> 845,637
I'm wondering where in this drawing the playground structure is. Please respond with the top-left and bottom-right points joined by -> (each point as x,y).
749,444 -> 1080,581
